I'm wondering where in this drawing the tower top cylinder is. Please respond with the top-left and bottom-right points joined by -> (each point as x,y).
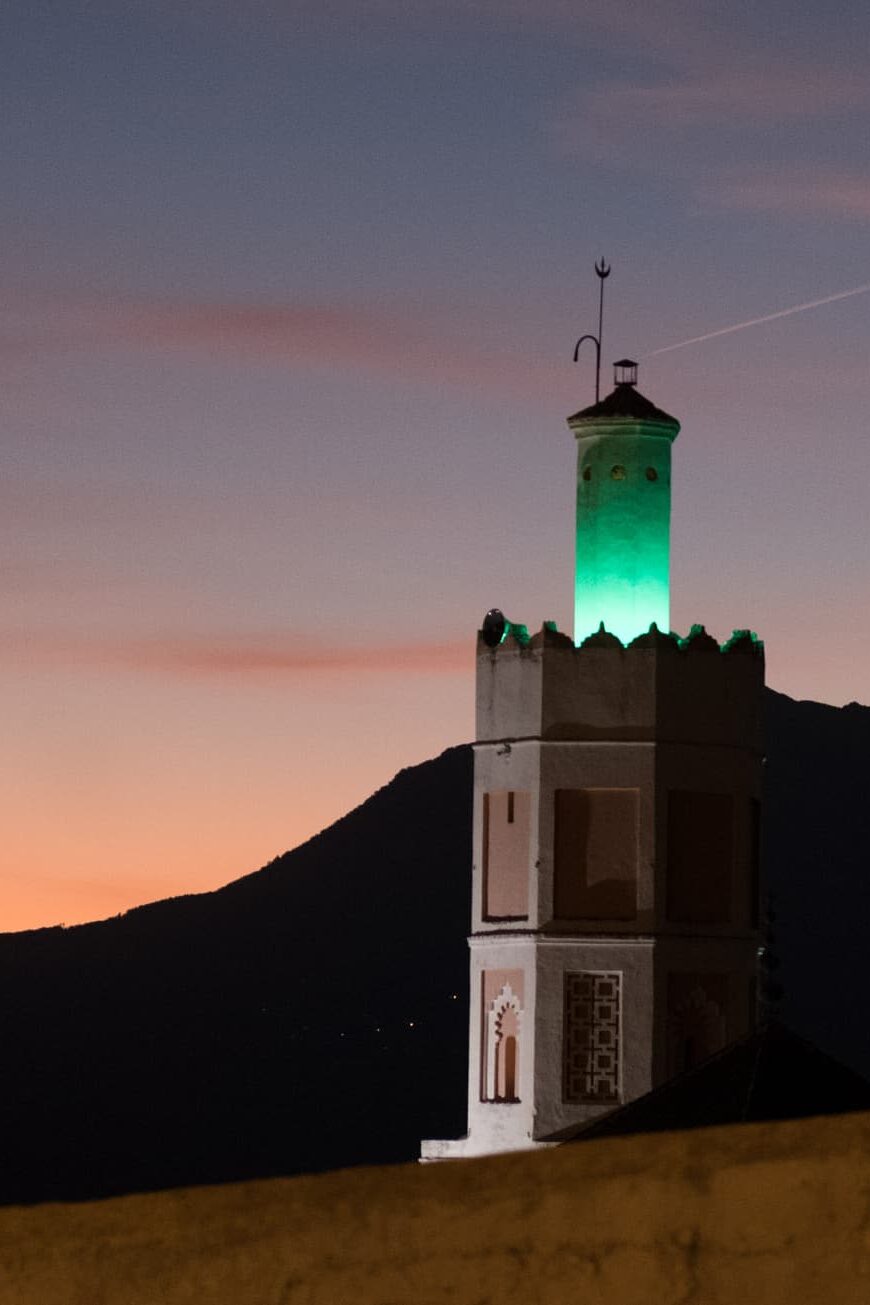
568,372 -> 680,646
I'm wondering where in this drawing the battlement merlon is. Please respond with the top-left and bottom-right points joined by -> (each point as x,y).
475,623 -> 764,751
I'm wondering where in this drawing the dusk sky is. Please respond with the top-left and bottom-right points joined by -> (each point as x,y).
4,0 -> 870,931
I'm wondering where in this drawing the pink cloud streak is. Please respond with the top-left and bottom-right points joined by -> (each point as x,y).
173,0 -> 719,63
701,168 -> 870,221
555,67 -> 870,163
0,629 -> 473,677
0,295 -> 570,401
589,69 -> 869,129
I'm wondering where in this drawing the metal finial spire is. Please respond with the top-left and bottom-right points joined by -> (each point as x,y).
573,258 -> 611,403
595,257 -> 611,388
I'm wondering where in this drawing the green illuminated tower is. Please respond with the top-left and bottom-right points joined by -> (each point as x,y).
568,359 -> 680,646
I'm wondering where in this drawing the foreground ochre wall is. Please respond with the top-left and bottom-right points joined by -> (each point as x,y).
2,1112 -> 870,1304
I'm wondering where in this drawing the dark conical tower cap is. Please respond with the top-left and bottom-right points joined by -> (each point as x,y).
568,359 -> 679,432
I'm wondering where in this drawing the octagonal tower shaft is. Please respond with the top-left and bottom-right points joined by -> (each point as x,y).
568,375 -> 680,646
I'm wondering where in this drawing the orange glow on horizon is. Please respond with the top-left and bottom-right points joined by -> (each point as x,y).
0,665 -> 476,934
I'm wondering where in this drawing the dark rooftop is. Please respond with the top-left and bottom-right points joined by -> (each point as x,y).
568,382 -> 680,427
543,1022 -> 870,1144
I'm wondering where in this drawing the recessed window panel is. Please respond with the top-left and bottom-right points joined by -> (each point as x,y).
553,789 -> 638,921
667,791 -> 734,924
483,791 -> 530,920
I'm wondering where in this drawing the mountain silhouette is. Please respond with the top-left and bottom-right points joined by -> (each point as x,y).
0,688 -> 867,1204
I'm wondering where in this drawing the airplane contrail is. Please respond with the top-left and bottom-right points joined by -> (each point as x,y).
646,281 -> 870,357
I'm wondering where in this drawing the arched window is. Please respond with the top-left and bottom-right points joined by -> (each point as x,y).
494,1006 -> 519,1101
483,983 -> 522,1102
667,980 -> 727,1076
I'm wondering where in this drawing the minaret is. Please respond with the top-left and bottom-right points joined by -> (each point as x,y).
570,359 -> 679,645
422,347 -> 764,1162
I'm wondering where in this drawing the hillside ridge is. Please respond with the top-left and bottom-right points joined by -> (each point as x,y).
0,692 -> 867,1204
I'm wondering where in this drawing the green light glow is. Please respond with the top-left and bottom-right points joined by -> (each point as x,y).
573,425 -> 678,646
722,628 -> 764,653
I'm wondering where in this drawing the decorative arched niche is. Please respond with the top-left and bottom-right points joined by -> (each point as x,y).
483,982 -> 522,1102
667,976 -> 727,1076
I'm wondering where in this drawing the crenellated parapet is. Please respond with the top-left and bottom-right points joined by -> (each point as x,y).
475,620 -> 764,750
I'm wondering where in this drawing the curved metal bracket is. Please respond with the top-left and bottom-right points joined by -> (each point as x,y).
573,333 -> 600,364
573,333 -> 602,402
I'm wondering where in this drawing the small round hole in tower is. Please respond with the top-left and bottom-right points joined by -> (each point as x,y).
611,465 -> 626,480
646,467 -> 658,481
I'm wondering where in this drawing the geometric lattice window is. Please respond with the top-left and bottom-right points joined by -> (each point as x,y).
563,972 -> 621,1104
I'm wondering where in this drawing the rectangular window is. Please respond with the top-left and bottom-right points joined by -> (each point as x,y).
563,971 -> 621,1104
483,791 -> 530,920
667,791 -> 734,925
553,789 -> 638,921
